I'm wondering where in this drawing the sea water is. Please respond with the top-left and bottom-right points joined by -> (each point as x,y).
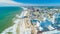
0,6 -> 23,33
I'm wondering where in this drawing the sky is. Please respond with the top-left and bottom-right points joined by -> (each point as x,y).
0,0 -> 60,6
14,0 -> 60,4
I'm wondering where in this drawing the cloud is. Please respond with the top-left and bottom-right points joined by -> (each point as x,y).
0,0 -> 41,6
0,0 -> 23,6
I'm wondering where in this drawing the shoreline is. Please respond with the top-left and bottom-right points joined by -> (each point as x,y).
1,7 -> 28,34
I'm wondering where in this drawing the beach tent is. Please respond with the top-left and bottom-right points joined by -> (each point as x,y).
31,20 -> 40,25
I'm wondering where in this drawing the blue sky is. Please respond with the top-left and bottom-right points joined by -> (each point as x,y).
0,0 -> 60,6
14,0 -> 60,4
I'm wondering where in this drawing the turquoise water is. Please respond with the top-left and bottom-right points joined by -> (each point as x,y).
0,6 -> 23,33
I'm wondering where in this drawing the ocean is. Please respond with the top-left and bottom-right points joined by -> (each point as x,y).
0,6 -> 23,33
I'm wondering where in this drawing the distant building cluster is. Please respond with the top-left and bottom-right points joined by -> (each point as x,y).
27,7 -> 60,34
